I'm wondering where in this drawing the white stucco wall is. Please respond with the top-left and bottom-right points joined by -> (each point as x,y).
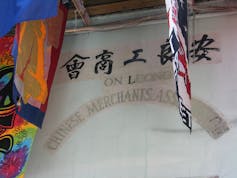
25,12 -> 237,178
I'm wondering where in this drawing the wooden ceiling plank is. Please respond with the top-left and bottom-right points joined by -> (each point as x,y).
71,0 -> 91,25
86,0 -> 165,16
84,0 -> 124,7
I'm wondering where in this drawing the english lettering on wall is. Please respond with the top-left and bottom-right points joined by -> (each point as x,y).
46,85 -> 228,150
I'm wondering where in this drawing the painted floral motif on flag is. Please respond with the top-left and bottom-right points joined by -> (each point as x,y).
0,36 -> 38,178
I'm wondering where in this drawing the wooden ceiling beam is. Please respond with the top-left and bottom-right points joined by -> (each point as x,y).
71,0 -> 90,25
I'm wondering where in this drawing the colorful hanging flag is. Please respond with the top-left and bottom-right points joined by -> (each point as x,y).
165,0 -> 192,131
0,3 -> 68,178
0,36 -> 38,178
13,3 -> 68,128
0,0 -> 58,37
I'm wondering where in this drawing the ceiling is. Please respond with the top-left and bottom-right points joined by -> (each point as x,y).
67,0 -> 237,21
64,0 -> 237,34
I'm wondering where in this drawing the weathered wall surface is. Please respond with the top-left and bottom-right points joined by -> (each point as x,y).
25,12 -> 237,178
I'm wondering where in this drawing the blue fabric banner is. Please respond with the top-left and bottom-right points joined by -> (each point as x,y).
0,0 -> 58,37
